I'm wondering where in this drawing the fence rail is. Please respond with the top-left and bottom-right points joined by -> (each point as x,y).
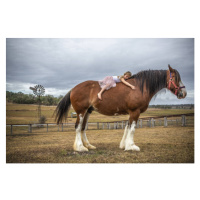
6,113 -> 194,135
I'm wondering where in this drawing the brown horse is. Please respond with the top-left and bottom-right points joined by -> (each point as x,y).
55,65 -> 187,152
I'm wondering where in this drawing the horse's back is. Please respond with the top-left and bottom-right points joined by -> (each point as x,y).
71,80 -> 100,96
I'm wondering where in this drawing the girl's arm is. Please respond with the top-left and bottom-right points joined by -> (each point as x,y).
120,78 -> 135,89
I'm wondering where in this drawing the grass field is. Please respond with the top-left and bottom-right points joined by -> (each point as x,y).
6,103 -> 194,163
6,103 -> 194,124
6,127 -> 194,163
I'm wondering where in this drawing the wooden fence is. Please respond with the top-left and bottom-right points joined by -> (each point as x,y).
6,113 -> 194,135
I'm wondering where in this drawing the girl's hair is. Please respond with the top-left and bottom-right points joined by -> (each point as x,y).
120,71 -> 132,79
124,71 -> 132,76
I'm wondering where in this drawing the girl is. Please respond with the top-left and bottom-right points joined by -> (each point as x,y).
98,71 -> 135,100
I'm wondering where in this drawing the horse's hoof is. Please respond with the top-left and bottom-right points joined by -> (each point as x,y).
119,144 -> 125,149
74,145 -> 89,152
83,143 -> 96,150
124,145 -> 140,151
87,144 -> 96,150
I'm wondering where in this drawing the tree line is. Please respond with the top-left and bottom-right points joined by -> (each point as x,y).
6,91 -> 63,105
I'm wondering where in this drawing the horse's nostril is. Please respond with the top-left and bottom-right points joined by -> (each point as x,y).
178,92 -> 184,99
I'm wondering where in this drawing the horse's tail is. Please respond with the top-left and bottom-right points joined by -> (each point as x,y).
54,90 -> 71,124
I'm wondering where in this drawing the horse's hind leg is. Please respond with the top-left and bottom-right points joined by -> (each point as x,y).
81,111 -> 96,150
73,113 -> 89,152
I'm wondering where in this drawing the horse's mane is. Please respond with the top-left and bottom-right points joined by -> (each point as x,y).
129,70 -> 167,96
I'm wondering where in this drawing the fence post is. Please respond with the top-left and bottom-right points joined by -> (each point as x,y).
102,123 -> 104,130
29,124 -> 32,133
139,119 -> 142,128
148,119 -> 151,127
62,123 -> 64,132
151,118 -> 155,127
11,125 -> 13,135
182,115 -> 186,126
164,117 -> 168,127
97,122 -> 99,130
108,123 -> 110,129
47,123 -> 48,132
137,120 -> 139,128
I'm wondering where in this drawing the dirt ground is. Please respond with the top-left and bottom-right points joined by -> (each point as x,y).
6,126 -> 194,163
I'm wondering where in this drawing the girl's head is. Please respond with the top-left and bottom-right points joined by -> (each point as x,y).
123,71 -> 132,79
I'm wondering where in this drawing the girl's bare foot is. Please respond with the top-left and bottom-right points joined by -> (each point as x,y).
97,93 -> 102,100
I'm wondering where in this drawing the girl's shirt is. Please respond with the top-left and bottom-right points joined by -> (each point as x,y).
112,76 -> 121,83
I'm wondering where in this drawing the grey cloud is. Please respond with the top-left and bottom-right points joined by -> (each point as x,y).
6,38 -> 194,104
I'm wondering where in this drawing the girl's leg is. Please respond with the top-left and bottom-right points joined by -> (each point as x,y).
98,84 -> 109,100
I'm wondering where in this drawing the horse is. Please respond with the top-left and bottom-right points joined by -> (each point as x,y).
55,65 -> 187,152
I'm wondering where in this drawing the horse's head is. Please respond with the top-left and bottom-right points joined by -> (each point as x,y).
167,65 -> 187,99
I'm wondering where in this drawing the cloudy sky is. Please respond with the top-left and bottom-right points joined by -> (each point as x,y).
6,38 -> 194,105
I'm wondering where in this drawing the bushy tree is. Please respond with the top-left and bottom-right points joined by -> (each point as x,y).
6,91 -> 63,105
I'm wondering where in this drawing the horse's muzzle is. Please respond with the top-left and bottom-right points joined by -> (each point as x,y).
177,90 -> 187,99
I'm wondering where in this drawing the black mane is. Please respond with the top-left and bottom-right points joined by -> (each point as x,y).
129,70 -> 167,96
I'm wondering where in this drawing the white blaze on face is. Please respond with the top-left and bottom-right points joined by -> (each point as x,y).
179,81 -> 187,98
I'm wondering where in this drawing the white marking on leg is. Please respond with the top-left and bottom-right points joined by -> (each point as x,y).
124,121 -> 140,151
119,125 -> 129,149
81,113 -> 96,150
82,131 -> 96,150
73,114 -> 88,152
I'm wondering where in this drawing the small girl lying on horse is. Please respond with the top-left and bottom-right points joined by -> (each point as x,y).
98,71 -> 135,100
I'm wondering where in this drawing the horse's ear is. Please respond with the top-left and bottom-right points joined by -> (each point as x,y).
168,64 -> 175,72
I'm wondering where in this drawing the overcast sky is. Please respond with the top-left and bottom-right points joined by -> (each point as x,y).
6,38 -> 194,105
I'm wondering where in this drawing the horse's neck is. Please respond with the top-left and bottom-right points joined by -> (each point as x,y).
130,70 -> 167,100
149,70 -> 167,99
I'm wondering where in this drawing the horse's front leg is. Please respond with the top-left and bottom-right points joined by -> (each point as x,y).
119,124 -> 129,149
124,121 -> 140,151
123,110 -> 140,151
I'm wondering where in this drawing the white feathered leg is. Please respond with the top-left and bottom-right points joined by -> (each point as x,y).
73,114 -> 88,152
124,121 -> 140,151
120,125 -> 129,149
81,113 -> 96,150
82,131 -> 96,149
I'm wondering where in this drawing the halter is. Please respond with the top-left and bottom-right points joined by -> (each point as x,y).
168,72 -> 185,95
